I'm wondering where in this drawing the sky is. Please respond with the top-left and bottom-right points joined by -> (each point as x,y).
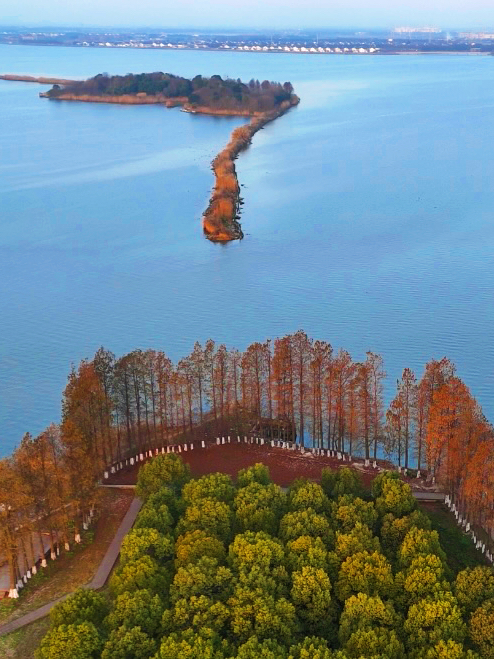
1,0 -> 494,30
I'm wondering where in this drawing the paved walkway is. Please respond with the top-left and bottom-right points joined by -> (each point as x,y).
0,497 -> 142,637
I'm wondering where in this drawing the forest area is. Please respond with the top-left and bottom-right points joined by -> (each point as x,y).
35,457 -> 494,658
45,72 -> 296,113
1,331 -> 493,601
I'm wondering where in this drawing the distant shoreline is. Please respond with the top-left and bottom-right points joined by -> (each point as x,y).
0,44 -> 492,57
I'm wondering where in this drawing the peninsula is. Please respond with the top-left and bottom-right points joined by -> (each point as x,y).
35,72 -> 300,241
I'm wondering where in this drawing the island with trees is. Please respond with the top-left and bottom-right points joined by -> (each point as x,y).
38,72 -> 300,242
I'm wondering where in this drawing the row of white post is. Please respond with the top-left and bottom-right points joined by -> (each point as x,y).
8,506 -> 96,598
444,495 -> 493,563
103,437 -> 390,484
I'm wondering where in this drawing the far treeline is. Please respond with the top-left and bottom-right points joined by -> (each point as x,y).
46,72 -> 296,113
0,330 -> 492,584
36,459 -> 494,659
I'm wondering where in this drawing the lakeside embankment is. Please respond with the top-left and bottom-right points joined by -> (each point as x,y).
0,74 -> 77,85
202,96 -> 299,242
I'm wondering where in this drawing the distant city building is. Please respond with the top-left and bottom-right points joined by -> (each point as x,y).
393,27 -> 442,35
459,32 -> 494,40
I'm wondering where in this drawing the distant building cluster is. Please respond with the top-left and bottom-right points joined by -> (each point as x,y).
458,32 -> 494,40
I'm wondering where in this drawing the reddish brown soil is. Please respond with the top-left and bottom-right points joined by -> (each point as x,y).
106,443 -> 399,490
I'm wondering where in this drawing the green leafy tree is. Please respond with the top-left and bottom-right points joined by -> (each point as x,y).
395,554 -> 450,609
120,527 -> 174,565
335,551 -> 394,602
234,482 -> 287,535
321,467 -> 363,499
136,454 -> 190,500
101,626 -> 157,659
183,473 -> 235,504
109,555 -> 170,597
146,487 -> 184,521
412,640 -> 480,658
375,478 -> 416,518
235,636 -> 288,658
236,463 -> 271,488
228,586 -> 298,644
334,523 -> 381,561
404,592 -> 466,650
454,566 -> 494,615
170,556 -> 234,603
469,600 -> 494,658
380,511 -> 431,557
175,530 -> 225,568
398,528 -> 447,570
288,636 -> 335,658
371,470 -> 401,499
49,589 -> 109,629
331,496 -> 378,533
105,589 -> 164,636
36,622 -> 102,659
229,530 -> 285,574
288,482 -> 329,514
177,498 -> 233,543
291,566 -> 333,633
344,628 -> 404,658
155,629 -> 226,659
279,509 -> 334,547
286,535 -> 328,572
338,593 -> 401,645
163,595 -> 229,634
134,502 -> 174,534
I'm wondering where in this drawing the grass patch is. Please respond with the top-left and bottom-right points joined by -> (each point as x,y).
0,617 -> 50,659
418,501 -> 487,574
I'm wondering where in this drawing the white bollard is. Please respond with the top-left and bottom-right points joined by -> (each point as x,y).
162,447 -> 165,454
221,437 -> 225,445
271,440 -> 275,447
171,446 -> 175,453
465,523 -> 470,533
373,461 -> 377,469
178,445 -> 182,453
338,452 -> 342,461
166,446 -> 170,454
190,443 -> 194,450
216,438 -> 220,445
41,559 -> 47,568
364,459 -> 369,467
260,438 -> 264,445
183,444 -> 187,451
342,454 -> 346,462
64,542 -> 70,551
417,470 -> 421,478
244,436 -> 248,443
228,436 -> 231,443
104,471 -> 109,479
201,440 -> 206,448
237,435 -> 241,442
139,453 -> 144,461
27,570 -> 31,579
51,551 -> 56,561
32,565 -> 37,575
398,466 -> 402,473
8,588 -> 19,599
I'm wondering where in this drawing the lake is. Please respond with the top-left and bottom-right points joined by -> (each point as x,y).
1,44 -> 494,455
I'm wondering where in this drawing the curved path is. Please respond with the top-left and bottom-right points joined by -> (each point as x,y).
0,497 -> 142,637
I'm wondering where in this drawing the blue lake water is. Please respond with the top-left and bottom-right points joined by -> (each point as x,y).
1,45 -> 494,455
